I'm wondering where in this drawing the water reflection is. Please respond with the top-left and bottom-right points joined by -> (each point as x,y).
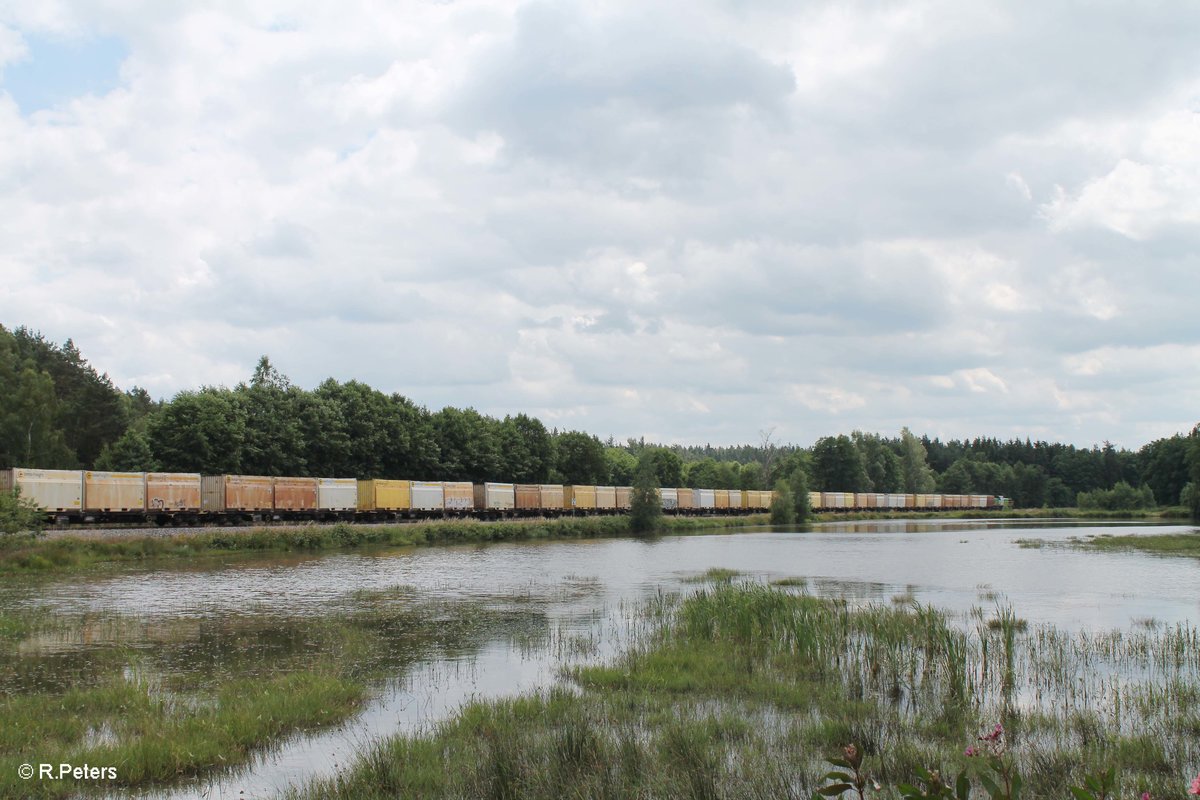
3,520 -> 1196,798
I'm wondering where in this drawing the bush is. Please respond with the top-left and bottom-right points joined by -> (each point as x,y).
1076,481 -> 1155,511
0,489 -> 44,537
629,466 -> 664,535
769,480 -> 796,525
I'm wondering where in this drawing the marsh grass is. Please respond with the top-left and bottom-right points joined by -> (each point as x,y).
682,567 -> 743,584
290,583 -> 1200,800
0,590 -> 549,797
1082,531 -> 1200,558
0,515 -> 769,574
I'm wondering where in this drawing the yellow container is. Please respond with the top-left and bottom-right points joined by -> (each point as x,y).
595,486 -> 616,510
358,479 -> 412,511
564,485 -> 597,510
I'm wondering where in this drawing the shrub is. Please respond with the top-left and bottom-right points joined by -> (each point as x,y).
0,488 -> 44,537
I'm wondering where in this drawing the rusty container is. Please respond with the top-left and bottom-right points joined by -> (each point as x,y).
515,484 -> 541,510
273,477 -> 319,511
676,488 -> 695,510
84,471 -> 146,512
145,473 -> 201,513
202,475 -> 273,512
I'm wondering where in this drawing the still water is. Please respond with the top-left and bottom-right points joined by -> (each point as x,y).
8,519 -> 1198,798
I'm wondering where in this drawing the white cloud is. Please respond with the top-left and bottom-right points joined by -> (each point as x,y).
0,1 -> 1197,449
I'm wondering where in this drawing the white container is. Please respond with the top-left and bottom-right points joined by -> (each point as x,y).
474,482 -> 516,511
411,481 -> 444,511
318,478 -> 358,511
696,488 -> 715,509
2,468 -> 83,512
658,487 -> 678,510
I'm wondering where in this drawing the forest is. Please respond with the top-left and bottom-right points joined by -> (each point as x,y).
2,324 -> 1198,511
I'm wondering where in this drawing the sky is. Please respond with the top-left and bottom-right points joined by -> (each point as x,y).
1,1 -> 1198,451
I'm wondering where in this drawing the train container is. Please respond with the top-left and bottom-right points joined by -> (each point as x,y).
443,481 -> 473,511
411,481 -> 444,511
273,477 -> 319,511
357,479 -> 411,511
904,494 -> 915,508
595,486 -> 616,510
474,482 -> 516,511
968,494 -> 988,509
145,473 -> 201,513
696,488 -> 715,510
760,490 -> 775,509
659,487 -> 678,510
202,475 -> 273,512
808,491 -> 822,510
677,488 -> 695,510
83,471 -> 146,512
744,490 -> 759,509
714,489 -> 729,510
616,486 -> 632,510
728,490 -> 744,510
514,484 -> 541,510
1,468 -> 83,512
820,492 -> 844,509
564,485 -> 597,510
539,484 -> 564,510
318,478 -> 358,511
885,494 -> 906,509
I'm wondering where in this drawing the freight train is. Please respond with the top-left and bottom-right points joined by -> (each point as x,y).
1,467 -> 1007,525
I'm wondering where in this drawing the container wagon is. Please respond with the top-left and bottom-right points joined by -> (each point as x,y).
474,482 -> 516,515
146,473 -> 202,515
357,479 -> 412,517
1,468 -> 83,516
443,481 -> 473,513
411,481 -> 445,512
273,476 -> 319,513
539,484 -> 565,513
595,486 -> 616,512
659,487 -> 678,511
564,485 -> 597,512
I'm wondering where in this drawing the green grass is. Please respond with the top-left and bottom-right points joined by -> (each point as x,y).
0,514 -> 769,574
682,567 -> 743,583
0,591 -> 549,797
1082,531 -> 1200,558
288,583 -> 1200,800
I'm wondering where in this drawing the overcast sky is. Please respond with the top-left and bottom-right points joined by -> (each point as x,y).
1,2 -> 1197,450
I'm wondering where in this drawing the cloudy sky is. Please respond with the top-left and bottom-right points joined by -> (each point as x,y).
1,2 -> 1197,450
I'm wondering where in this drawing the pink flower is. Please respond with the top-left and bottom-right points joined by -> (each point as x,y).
964,746 -> 979,757
1141,792 -> 1150,800
1189,772 -> 1200,794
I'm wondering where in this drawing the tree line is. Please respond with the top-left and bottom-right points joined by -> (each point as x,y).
2,324 -> 1198,513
